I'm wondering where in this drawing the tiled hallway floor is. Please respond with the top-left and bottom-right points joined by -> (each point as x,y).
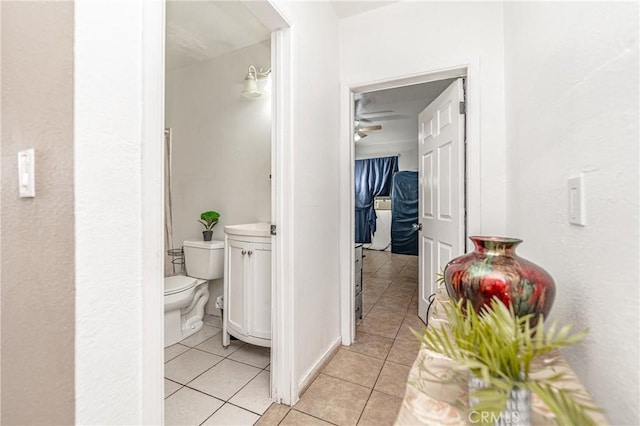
258,250 -> 422,426
165,250 -> 422,425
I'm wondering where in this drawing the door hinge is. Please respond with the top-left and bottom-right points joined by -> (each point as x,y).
270,224 -> 277,236
459,101 -> 466,114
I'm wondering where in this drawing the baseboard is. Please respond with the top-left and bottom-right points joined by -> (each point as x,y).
296,336 -> 342,398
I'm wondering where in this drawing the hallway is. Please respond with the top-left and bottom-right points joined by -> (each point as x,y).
257,250 -> 423,425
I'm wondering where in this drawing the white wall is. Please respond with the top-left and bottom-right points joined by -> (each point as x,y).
73,0 -> 341,419
167,41 -> 271,247
74,0 -> 150,423
340,1 -> 506,234
503,2 -> 639,424
355,140 -> 418,171
272,0 -> 342,393
166,41 -> 271,312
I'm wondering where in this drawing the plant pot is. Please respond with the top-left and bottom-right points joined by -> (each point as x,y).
468,375 -> 531,426
444,236 -> 555,325
203,231 -> 213,241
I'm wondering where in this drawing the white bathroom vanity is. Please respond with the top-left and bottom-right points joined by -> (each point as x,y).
222,222 -> 272,348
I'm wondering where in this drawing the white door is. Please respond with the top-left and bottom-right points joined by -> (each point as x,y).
417,78 -> 466,323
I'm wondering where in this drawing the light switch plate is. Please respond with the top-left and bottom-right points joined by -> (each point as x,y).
568,175 -> 585,226
18,149 -> 35,198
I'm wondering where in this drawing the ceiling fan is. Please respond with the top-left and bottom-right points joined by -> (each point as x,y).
354,94 -> 385,141
354,119 -> 382,141
353,92 -> 406,141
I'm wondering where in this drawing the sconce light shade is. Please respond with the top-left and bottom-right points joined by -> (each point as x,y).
242,75 -> 261,98
241,65 -> 271,99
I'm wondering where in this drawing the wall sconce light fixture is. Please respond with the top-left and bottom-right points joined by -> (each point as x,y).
242,65 -> 271,99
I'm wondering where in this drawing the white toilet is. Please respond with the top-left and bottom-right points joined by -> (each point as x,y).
164,240 -> 224,347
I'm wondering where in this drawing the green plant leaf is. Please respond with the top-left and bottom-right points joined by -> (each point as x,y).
199,211 -> 220,230
414,292 -> 595,426
525,381 -> 601,426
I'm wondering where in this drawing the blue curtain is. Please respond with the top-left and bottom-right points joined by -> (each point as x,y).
355,156 -> 399,243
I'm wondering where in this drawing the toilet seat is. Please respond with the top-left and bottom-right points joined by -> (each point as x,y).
165,275 -> 197,296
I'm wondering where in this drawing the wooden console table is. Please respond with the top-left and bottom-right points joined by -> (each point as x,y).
395,290 -> 607,425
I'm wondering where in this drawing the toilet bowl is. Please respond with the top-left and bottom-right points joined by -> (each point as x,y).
164,239 -> 224,347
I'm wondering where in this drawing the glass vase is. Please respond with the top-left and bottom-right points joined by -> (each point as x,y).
444,236 -> 555,325
468,375 -> 532,426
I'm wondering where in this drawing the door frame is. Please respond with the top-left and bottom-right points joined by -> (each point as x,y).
339,59 -> 481,343
242,0 -> 295,406
141,1 -> 294,423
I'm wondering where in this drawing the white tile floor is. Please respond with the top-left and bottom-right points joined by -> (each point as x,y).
165,315 -> 271,426
166,250 -> 418,425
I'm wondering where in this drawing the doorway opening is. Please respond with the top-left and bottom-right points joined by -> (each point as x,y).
159,1 -> 293,423
341,64 -> 479,344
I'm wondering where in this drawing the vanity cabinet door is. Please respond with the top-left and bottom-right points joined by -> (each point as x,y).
225,235 -> 272,347
226,239 -> 248,336
247,242 -> 272,340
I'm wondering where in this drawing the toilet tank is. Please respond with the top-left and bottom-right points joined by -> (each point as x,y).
183,240 -> 224,280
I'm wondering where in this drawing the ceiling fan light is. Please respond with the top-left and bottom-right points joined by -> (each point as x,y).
354,130 -> 368,141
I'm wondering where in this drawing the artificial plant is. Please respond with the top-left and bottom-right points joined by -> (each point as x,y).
414,297 -> 600,426
198,210 -> 220,230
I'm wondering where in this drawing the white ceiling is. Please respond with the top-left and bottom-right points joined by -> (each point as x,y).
165,1 -> 395,70
165,1 -> 270,70
331,1 -> 397,19
355,79 -> 457,147
165,0 -> 451,148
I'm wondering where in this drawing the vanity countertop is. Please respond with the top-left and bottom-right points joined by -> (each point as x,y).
224,222 -> 271,237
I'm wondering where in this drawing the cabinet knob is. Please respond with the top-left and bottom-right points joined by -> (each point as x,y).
248,250 -> 253,256
241,250 -> 247,255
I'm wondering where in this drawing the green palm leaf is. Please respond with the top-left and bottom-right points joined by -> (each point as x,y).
417,295 -> 598,425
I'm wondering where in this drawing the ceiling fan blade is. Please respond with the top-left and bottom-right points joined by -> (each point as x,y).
358,125 -> 382,132
364,114 -> 407,121
358,110 -> 393,116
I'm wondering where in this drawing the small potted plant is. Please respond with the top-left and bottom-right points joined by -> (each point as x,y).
415,297 -> 600,426
198,210 -> 220,241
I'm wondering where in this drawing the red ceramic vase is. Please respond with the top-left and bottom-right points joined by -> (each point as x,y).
444,236 -> 555,323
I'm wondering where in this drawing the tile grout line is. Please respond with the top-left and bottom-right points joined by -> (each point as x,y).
165,330 -> 272,424
184,250 -> 415,426
168,339 -> 269,371
289,250 -> 399,425
165,347 -> 269,399
354,253 -> 406,425
277,408 -> 340,426
190,344 -> 270,370
181,363 -> 263,408
354,250 -> 418,425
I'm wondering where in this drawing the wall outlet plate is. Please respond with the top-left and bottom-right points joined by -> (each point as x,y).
568,175 -> 585,226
